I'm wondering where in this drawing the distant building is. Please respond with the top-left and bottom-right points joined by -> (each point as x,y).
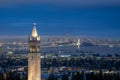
0,44 -> 2,53
77,39 -> 81,48
28,23 -> 41,80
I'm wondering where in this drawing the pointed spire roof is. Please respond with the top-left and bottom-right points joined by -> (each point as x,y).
31,23 -> 38,37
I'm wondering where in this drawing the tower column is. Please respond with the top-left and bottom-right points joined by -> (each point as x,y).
28,23 -> 41,80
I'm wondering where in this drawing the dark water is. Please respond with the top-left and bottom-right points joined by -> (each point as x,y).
41,45 -> 120,55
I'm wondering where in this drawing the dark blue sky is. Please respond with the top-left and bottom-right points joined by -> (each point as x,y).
0,0 -> 120,38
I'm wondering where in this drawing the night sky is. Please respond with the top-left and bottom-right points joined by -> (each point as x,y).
0,0 -> 120,38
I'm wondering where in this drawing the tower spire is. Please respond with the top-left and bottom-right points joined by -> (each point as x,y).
31,23 -> 38,37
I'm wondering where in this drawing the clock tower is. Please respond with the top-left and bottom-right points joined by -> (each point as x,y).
28,23 -> 41,80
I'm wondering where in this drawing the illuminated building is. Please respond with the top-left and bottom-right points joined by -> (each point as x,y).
28,23 -> 41,80
77,39 -> 81,48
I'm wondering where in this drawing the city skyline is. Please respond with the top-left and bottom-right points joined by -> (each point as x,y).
0,1 -> 120,80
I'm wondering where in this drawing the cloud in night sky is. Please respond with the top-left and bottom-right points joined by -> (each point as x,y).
0,0 -> 120,7
0,0 -> 120,38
